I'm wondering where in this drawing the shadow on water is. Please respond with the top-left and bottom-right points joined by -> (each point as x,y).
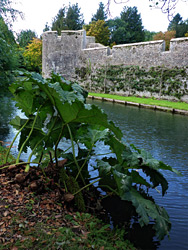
102,196 -> 161,250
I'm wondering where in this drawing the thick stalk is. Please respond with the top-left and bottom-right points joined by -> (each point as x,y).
38,152 -> 44,167
65,152 -> 112,168
0,161 -> 39,170
33,116 -> 60,167
73,178 -> 101,196
67,124 -> 85,186
75,146 -> 93,181
98,185 -> 119,196
4,119 -> 29,164
28,136 -> 45,164
16,106 -> 42,164
54,124 -> 65,167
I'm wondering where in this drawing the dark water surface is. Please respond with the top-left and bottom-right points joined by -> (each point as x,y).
1,96 -> 188,249
87,99 -> 188,250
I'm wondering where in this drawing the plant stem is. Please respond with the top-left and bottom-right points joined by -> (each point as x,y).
64,152 -> 113,167
54,124 -> 65,167
98,185 -> 119,196
38,152 -> 44,167
28,136 -> 45,164
16,106 -> 42,164
73,178 -> 101,196
29,116 -> 59,166
67,124 -> 85,186
4,119 -> 29,164
75,146 -> 93,181
0,161 -> 40,170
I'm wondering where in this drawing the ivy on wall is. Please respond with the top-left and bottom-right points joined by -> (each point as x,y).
75,65 -> 188,100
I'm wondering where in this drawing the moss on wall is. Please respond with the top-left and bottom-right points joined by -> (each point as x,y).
75,65 -> 188,101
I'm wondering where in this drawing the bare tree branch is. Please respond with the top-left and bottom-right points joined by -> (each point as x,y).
106,0 -> 187,20
0,0 -> 23,25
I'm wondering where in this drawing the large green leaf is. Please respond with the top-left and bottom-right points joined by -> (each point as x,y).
14,91 -> 34,116
96,159 -> 117,191
121,188 -> 171,240
131,170 -> 151,188
10,116 -> 27,130
104,133 -> 125,163
113,169 -> 132,195
131,146 -> 182,175
76,125 -> 109,149
54,100 -> 122,139
48,82 -> 85,104
141,165 -> 168,196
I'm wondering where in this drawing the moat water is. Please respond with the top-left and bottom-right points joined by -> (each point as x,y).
87,99 -> 188,250
0,96 -> 188,250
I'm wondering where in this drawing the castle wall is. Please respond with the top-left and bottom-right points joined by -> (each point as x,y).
42,30 -> 85,78
42,30 -> 188,102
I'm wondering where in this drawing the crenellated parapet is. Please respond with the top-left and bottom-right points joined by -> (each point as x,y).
42,30 -> 188,78
42,30 -> 188,102
42,30 -> 86,78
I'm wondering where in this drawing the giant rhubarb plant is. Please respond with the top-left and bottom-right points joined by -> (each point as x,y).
5,71 -> 181,240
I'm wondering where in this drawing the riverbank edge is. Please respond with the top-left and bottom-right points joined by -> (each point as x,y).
88,95 -> 188,116
0,146 -> 136,249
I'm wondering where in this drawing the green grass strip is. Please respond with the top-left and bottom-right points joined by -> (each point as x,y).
89,93 -> 188,111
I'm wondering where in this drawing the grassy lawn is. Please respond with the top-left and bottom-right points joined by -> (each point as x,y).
89,93 -> 188,111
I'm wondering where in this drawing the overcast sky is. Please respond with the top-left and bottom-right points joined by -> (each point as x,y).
12,0 -> 188,37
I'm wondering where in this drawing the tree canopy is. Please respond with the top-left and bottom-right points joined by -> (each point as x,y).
120,6 -> 144,42
153,30 -> 176,50
168,13 -> 188,37
107,6 -> 144,45
91,2 -> 107,22
85,20 -> 110,46
0,16 -> 18,87
17,29 -> 37,48
23,38 -> 42,73
52,4 -> 84,35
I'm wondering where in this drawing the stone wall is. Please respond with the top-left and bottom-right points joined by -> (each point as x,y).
42,30 -> 188,102
42,30 -> 85,79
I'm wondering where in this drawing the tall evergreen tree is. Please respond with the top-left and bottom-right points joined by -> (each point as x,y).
43,22 -> 50,32
107,18 -> 129,45
107,6 -> 144,45
168,13 -> 182,31
120,6 -> 144,43
168,13 -> 188,37
66,3 -> 84,30
91,2 -> 107,22
52,4 -> 84,34
0,16 -> 15,44
52,7 -> 66,34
